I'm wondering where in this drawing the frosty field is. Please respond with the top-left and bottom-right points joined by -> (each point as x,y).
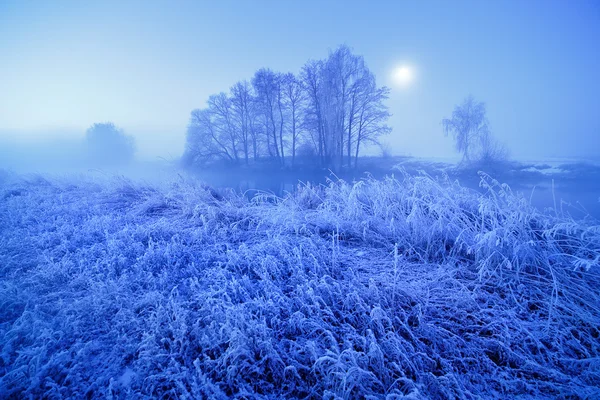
0,171 -> 599,399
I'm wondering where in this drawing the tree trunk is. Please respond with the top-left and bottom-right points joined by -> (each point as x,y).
265,116 -> 273,158
291,112 -> 296,168
355,119 -> 363,169
278,100 -> 285,166
347,114 -> 353,170
271,113 -> 280,161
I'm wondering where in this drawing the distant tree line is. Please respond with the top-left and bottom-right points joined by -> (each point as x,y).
183,45 -> 391,169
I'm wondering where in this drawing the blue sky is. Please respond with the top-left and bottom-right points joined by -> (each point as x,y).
1,0 -> 599,160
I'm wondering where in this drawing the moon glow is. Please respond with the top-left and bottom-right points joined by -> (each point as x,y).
394,66 -> 414,86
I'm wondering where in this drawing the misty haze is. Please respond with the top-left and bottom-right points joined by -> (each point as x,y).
1,1 -> 599,398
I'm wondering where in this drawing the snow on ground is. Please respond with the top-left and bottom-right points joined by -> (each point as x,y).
521,166 -> 565,175
0,171 -> 599,398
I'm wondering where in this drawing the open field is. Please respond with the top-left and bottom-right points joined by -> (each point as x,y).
1,170 -> 599,398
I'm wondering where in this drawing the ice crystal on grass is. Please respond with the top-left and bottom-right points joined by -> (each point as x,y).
0,171 -> 599,399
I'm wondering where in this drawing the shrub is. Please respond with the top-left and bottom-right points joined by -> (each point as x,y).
85,122 -> 136,165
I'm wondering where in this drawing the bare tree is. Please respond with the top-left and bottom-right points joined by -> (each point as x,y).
230,81 -> 253,165
208,93 -> 240,163
281,73 -> 305,167
300,60 -> 326,166
252,68 -> 281,163
323,45 -> 366,168
442,96 -> 490,163
184,108 -> 234,165
248,96 -> 261,161
299,46 -> 390,169
354,79 -> 392,168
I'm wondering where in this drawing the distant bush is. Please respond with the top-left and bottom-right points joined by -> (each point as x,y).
296,142 -> 317,158
85,122 -> 135,165
477,130 -> 510,165
378,141 -> 393,158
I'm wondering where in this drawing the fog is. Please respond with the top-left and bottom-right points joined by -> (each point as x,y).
2,1 -> 600,162
3,2 -> 600,398
0,129 -> 183,189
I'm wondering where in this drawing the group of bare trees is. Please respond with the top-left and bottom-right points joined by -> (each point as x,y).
183,45 -> 391,169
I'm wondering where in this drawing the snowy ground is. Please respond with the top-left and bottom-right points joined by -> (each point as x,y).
0,170 -> 599,398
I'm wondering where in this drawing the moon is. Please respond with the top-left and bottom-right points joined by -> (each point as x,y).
393,66 -> 414,86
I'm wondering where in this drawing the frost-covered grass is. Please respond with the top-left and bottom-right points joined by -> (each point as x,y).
0,171 -> 599,399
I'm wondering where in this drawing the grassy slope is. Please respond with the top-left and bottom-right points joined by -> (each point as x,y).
0,171 -> 599,399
